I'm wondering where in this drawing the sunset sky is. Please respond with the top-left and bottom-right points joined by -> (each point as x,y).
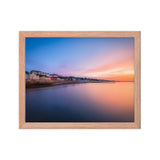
26,37 -> 134,81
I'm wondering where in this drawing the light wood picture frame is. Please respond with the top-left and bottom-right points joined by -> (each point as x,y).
19,31 -> 141,129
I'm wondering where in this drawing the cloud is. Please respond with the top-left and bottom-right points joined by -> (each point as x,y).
83,57 -> 134,81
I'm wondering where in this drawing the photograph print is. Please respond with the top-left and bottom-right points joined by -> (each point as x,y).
25,36 -> 135,123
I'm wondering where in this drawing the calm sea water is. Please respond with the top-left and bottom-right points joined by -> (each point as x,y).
26,82 -> 134,122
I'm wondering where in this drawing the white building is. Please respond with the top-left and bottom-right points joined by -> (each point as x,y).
29,73 -> 39,80
39,75 -> 50,80
25,71 -> 30,80
30,70 -> 42,75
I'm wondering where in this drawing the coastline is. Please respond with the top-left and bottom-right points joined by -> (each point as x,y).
26,79 -> 116,89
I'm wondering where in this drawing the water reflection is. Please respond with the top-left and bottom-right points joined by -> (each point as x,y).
26,82 -> 134,122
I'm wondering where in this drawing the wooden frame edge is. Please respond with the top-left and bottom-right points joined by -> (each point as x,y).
19,31 -> 25,129
20,122 -> 139,129
19,31 -> 141,129
134,31 -> 141,129
19,31 -> 140,37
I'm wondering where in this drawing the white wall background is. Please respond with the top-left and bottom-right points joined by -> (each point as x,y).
0,0 -> 160,160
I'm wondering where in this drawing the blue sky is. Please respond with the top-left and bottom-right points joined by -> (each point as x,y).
26,37 -> 134,80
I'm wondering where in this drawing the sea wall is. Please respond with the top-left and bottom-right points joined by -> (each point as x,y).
26,80 -> 54,88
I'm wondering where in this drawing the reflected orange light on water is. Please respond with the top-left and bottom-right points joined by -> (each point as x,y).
84,82 -> 134,114
26,82 -> 134,122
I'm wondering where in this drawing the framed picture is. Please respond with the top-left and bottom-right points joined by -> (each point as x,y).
19,31 -> 141,129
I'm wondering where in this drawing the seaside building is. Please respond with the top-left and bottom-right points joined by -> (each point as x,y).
30,70 -> 42,75
30,70 -> 51,80
25,71 -> 30,80
26,71 -> 39,80
29,73 -> 39,80
39,75 -> 50,80
46,73 -> 50,77
50,74 -> 58,80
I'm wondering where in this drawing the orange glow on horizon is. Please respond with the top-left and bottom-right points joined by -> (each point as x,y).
102,73 -> 134,81
82,57 -> 134,81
